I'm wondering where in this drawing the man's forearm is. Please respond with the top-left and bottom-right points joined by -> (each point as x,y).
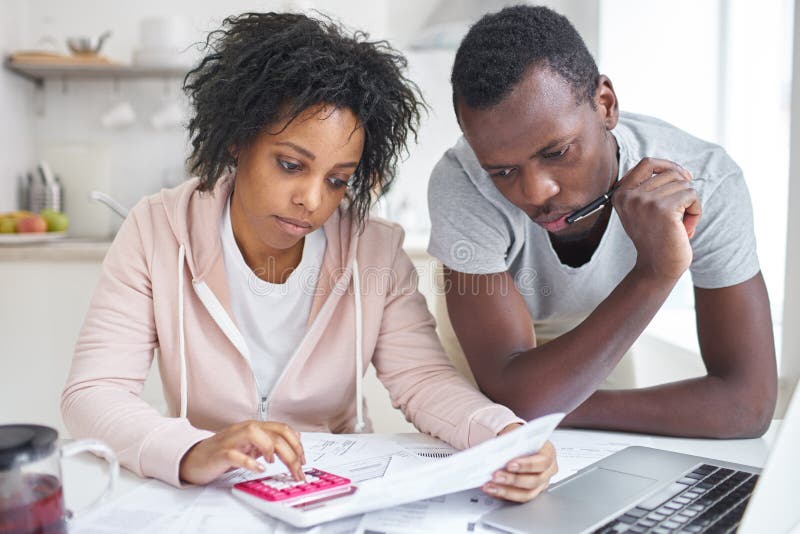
490,267 -> 676,418
561,374 -> 773,438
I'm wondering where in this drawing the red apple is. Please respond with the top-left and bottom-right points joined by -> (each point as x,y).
17,215 -> 47,233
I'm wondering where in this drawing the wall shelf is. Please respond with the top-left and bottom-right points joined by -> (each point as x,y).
4,58 -> 188,87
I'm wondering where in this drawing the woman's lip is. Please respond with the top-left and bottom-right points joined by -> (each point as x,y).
534,213 -> 569,233
274,215 -> 313,236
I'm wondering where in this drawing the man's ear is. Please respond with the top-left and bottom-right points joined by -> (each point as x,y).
595,75 -> 619,131
228,144 -> 239,165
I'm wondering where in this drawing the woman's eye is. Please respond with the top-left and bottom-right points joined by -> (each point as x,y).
543,145 -> 569,159
492,168 -> 516,178
327,176 -> 350,189
278,159 -> 300,171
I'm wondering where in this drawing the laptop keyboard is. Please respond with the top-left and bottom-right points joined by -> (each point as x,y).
592,464 -> 759,534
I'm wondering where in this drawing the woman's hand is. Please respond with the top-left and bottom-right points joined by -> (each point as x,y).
179,420 -> 306,485
482,423 -> 558,502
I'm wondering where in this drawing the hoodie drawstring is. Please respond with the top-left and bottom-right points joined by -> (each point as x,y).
176,242 -> 364,431
353,258 -> 365,433
178,244 -> 188,419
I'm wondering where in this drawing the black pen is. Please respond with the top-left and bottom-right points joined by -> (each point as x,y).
565,183 -> 620,225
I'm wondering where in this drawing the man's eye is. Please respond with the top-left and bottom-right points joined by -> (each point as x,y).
543,145 -> 569,159
279,159 -> 300,171
492,168 -> 515,178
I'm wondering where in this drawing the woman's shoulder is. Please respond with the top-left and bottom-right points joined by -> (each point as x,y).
362,214 -> 404,238
357,214 -> 408,261
353,216 -> 428,293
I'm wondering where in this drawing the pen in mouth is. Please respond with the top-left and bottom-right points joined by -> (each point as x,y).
565,183 -> 620,225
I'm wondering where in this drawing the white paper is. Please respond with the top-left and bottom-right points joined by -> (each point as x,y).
225,413 -> 563,527
172,485 -> 361,534
549,429 -> 652,483
210,433 -> 415,489
72,416 -> 565,532
353,427 -> 658,533
70,479 -> 203,534
355,488 -> 503,534
350,413 -> 564,512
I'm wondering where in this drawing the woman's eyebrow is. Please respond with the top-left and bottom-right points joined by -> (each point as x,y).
275,141 -> 358,169
332,161 -> 360,169
275,141 -> 316,160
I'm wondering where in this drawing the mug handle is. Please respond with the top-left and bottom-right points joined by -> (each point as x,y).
61,439 -> 119,518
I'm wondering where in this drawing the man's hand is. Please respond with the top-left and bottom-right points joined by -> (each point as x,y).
613,157 -> 701,282
482,423 -> 558,502
179,420 -> 306,485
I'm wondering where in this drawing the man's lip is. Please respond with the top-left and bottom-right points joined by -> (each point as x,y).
275,215 -> 312,228
532,212 -> 570,225
532,213 -> 570,232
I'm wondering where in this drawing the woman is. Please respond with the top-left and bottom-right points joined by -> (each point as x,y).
61,12 -> 556,503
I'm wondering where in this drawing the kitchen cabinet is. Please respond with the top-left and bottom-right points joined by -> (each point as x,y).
0,240 -> 162,436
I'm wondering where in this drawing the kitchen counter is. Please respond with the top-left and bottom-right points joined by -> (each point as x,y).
0,236 -> 112,262
0,232 -> 430,263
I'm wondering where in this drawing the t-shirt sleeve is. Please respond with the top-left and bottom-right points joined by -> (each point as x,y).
689,169 -> 761,289
426,153 -> 512,274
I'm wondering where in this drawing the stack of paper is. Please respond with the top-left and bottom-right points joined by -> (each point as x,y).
72,414 -> 647,534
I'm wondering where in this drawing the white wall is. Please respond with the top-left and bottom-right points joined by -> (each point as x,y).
780,0 -> 800,415
598,0 -> 793,367
0,0 -> 35,212
3,0 -> 597,235
23,0 -> 389,63
17,0 -> 389,230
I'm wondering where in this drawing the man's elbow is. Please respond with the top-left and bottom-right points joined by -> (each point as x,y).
715,379 -> 777,439
477,377 -> 563,421
738,391 -> 776,438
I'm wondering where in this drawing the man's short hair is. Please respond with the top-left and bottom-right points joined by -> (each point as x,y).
451,4 -> 599,110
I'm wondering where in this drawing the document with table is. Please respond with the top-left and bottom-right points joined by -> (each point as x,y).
68,412 -> 658,534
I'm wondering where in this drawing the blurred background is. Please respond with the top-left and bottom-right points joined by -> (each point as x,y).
1,0 -> 798,433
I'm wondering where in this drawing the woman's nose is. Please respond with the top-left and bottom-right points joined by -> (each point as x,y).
293,179 -> 323,212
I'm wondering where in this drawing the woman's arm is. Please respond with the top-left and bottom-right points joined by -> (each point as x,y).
369,225 -> 523,449
369,232 -> 556,502
61,199 -> 213,488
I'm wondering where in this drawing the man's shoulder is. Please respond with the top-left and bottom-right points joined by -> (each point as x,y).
429,136 -> 517,211
617,112 -> 742,194
430,136 -> 478,187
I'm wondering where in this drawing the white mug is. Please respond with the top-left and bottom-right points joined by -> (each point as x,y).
150,101 -> 184,130
100,101 -> 136,129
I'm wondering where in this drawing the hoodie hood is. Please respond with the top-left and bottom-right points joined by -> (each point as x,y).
159,175 -> 361,327
157,175 -> 367,430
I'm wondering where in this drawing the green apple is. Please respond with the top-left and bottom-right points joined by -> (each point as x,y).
41,209 -> 69,232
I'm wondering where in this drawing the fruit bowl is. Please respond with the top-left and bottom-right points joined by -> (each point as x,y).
0,210 -> 69,243
0,232 -> 67,245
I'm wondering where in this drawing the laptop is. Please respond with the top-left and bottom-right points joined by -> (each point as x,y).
482,382 -> 800,534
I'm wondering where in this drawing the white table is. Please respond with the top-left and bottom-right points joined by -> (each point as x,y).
61,422 -> 783,531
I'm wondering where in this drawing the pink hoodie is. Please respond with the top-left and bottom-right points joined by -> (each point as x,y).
62,176 -> 522,487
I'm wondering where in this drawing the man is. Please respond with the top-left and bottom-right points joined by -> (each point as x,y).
427,5 -> 777,438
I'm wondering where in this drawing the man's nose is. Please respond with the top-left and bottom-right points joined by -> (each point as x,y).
519,170 -> 559,206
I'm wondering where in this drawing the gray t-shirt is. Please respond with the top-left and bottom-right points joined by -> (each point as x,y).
428,111 -> 760,339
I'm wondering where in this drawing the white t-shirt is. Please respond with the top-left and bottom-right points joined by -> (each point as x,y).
220,196 -> 326,399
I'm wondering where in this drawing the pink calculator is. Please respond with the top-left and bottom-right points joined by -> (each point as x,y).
233,468 -> 353,507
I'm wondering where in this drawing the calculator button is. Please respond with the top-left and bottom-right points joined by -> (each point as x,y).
235,468 -> 352,504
